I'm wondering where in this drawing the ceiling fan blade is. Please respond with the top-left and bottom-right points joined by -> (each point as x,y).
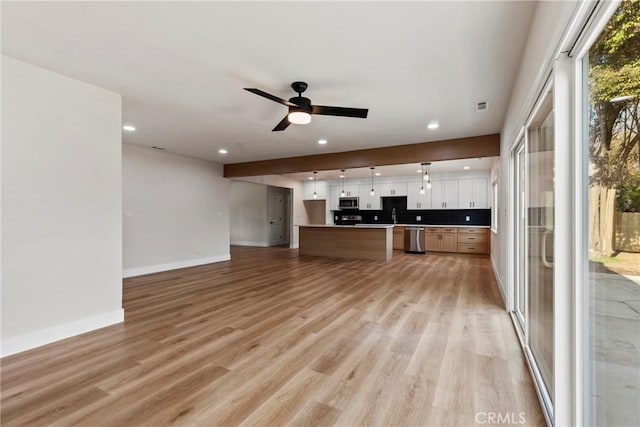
311,105 -> 368,118
244,88 -> 298,108
272,115 -> 291,131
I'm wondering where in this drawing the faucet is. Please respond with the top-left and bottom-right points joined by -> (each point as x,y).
392,208 -> 397,224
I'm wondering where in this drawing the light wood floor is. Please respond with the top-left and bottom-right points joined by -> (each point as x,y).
1,247 -> 545,426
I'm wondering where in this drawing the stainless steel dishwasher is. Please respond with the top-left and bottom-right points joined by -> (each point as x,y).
404,227 -> 425,254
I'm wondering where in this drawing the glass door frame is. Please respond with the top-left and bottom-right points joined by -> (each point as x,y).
511,136 -> 527,336
508,79 -> 556,426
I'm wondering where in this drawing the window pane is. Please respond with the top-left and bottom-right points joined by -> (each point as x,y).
586,1 -> 640,425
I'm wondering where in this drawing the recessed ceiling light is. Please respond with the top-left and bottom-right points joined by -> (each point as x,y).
123,125 -> 136,131
318,139 -> 328,145
308,177 -> 314,180
218,149 -> 228,154
416,169 -> 422,173
427,122 -> 439,130
463,166 -> 470,170
339,174 -> 345,178
375,172 -> 381,176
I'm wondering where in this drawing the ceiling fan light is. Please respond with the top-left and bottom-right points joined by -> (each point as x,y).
288,111 -> 311,125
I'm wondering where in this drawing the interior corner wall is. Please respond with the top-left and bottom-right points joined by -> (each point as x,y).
494,0 -> 577,295
234,175 -> 309,248
230,181 -> 268,247
1,55 -> 123,357
122,144 -> 230,277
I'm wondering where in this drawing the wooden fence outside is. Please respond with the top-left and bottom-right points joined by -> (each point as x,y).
615,212 -> 640,253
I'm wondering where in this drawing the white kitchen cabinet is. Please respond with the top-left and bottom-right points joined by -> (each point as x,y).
379,182 -> 407,197
458,178 -> 488,209
406,181 -> 432,210
303,180 -> 327,200
431,180 -> 458,209
358,184 -> 381,210
339,185 -> 359,198
329,185 -> 340,210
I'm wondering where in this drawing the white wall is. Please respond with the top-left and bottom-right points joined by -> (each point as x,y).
235,175 -> 309,248
122,144 -> 230,277
230,181 -> 268,247
493,1 -> 578,300
1,56 -> 123,356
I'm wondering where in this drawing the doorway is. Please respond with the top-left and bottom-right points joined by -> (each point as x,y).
268,188 -> 289,246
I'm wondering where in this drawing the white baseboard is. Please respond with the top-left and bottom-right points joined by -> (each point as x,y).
1,309 -> 124,358
490,255 -> 507,307
290,243 -> 299,249
123,254 -> 231,278
230,241 -> 269,247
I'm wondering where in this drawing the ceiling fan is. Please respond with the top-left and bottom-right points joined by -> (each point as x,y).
244,81 -> 368,131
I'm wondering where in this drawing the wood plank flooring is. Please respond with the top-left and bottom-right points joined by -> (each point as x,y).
1,247 -> 545,426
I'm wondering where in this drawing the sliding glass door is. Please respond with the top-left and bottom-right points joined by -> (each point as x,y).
512,92 -> 555,418
527,96 -> 555,406
581,2 -> 640,425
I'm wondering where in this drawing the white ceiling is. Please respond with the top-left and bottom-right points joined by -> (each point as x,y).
1,1 -> 535,164
283,157 -> 497,181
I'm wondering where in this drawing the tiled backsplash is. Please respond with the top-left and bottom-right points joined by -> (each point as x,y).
333,196 -> 491,226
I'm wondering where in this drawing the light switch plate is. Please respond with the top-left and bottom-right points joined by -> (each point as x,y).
416,215 -> 421,221
465,216 -> 471,221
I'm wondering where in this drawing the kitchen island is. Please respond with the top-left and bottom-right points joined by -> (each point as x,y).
298,225 -> 393,261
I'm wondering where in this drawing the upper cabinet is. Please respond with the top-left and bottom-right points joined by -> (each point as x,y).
359,184 -> 381,210
458,178 -> 488,209
310,174 -> 490,209
431,180 -> 458,209
303,180 -> 327,200
406,181 -> 432,210
379,182 -> 407,197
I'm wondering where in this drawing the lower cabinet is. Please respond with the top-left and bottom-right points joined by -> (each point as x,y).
425,228 -> 458,252
392,226 -> 405,250
425,227 -> 489,254
457,228 -> 489,254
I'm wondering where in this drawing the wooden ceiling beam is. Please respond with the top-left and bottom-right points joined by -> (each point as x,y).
223,133 -> 500,178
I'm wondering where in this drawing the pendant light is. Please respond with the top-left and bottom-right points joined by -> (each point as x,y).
369,167 -> 375,196
313,171 -> 318,199
426,163 -> 432,189
419,162 -> 427,195
340,170 -> 346,197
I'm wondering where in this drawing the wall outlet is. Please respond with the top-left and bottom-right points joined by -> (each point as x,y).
374,215 -> 378,220
335,215 -> 338,221
465,216 -> 471,222
416,215 -> 421,221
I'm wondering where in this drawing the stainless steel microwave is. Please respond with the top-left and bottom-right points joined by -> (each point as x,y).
338,197 -> 359,209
